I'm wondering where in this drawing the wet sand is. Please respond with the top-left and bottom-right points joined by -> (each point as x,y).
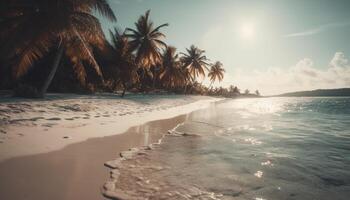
101,125 -> 225,200
0,94 -> 218,161
0,114 -> 187,200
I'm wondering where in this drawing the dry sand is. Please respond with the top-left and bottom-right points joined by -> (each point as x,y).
0,94 -> 219,161
0,115 -> 187,200
0,94 -> 221,199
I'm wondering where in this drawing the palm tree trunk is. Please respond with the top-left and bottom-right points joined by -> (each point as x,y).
209,81 -> 213,89
184,83 -> 188,94
151,67 -> 159,91
121,82 -> 127,97
152,72 -> 156,89
39,44 -> 64,97
138,68 -> 145,92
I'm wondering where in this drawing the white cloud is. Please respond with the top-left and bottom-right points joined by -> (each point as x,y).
221,52 -> 350,95
330,52 -> 348,68
284,22 -> 350,38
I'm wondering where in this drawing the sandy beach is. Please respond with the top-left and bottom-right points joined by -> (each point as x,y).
0,94 -> 219,200
2,1 -> 349,199
0,94 -> 218,161
0,115 -> 188,200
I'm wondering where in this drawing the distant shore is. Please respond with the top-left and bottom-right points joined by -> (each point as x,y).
275,88 -> 350,97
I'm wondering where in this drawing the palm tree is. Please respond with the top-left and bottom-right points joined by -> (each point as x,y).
125,10 -> 168,70
160,46 -> 184,89
108,28 -> 138,96
0,0 -> 116,97
181,45 -> 209,81
208,61 -> 225,88
255,90 -> 260,96
233,86 -> 240,94
179,63 -> 193,94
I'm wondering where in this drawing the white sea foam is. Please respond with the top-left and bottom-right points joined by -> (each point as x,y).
100,97 -> 350,200
0,94 -> 221,161
102,125 -> 220,200
244,137 -> 262,145
254,170 -> 264,178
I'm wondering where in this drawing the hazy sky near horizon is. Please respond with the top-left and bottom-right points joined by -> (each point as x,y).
100,0 -> 350,95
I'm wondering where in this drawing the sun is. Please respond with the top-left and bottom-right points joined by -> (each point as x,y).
240,23 -> 255,39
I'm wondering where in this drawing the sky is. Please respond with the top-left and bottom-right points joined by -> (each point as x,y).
99,0 -> 350,95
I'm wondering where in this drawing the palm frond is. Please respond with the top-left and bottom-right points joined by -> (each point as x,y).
154,39 -> 167,48
73,28 -> 103,77
72,61 -> 87,85
79,0 -> 116,21
13,39 -> 52,78
150,23 -> 169,35
125,28 -> 142,37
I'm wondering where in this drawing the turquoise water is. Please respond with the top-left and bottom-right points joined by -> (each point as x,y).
167,97 -> 350,200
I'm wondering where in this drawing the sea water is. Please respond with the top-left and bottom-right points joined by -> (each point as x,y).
111,97 -> 350,200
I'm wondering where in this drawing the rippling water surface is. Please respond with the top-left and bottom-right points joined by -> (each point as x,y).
116,97 -> 350,200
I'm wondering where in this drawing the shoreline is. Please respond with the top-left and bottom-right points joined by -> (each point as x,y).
0,94 -> 221,161
101,122 -> 209,200
0,113 -> 189,200
0,94 -> 221,200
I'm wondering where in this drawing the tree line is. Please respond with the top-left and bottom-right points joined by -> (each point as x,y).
0,0 -> 260,98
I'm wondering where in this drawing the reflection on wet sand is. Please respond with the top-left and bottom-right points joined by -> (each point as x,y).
0,115 -> 187,200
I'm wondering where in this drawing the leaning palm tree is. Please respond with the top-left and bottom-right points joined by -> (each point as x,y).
0,0 -> 116,97
160,46 -> 184,89
180,45 -> 209,81
125,10 -> 168,69
208,61 -> 225,88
